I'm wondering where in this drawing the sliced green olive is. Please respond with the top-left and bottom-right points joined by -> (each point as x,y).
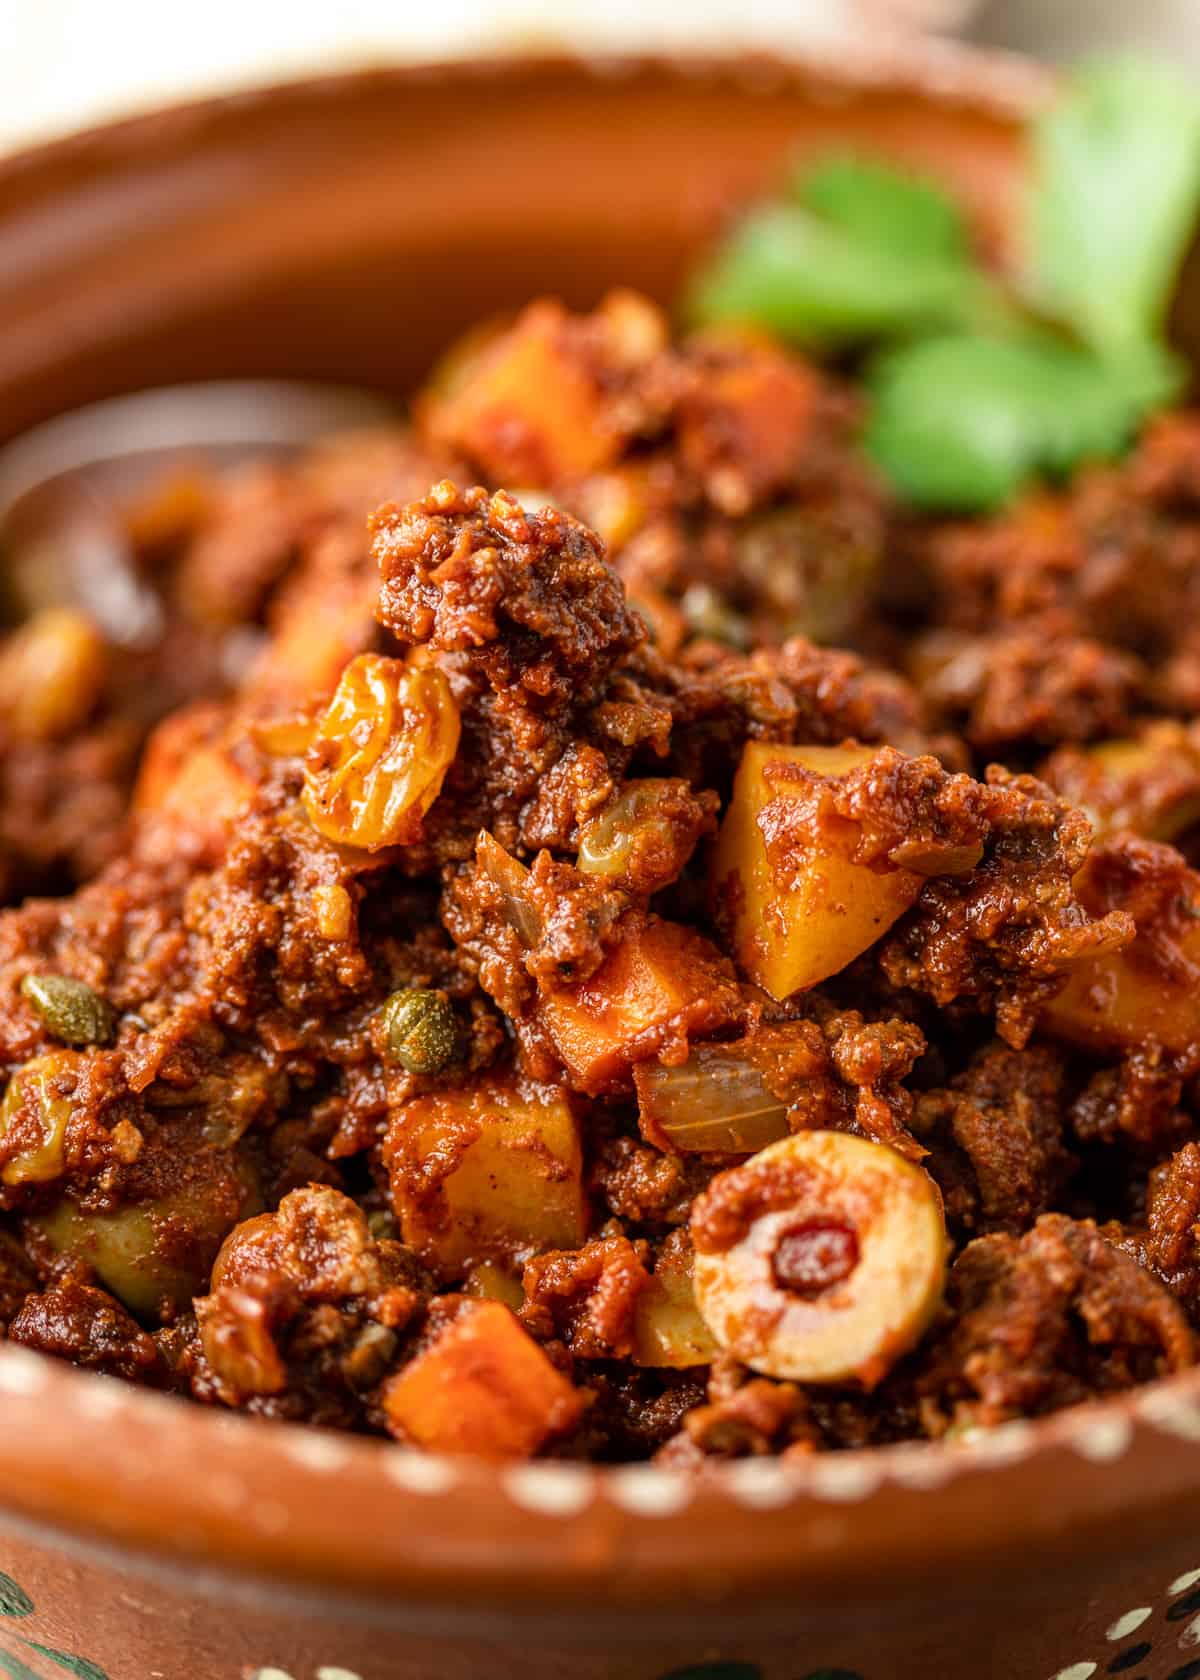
381,989 -> 457,1075
31,1151 -> 260,1321
20,974 -> 115,1047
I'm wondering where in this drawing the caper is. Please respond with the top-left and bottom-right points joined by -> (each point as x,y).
381,989 -> 457,1075
20,974 -> 115,1046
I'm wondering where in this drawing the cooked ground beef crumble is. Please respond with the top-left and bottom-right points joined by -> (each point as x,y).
2,291 -> 1200,1463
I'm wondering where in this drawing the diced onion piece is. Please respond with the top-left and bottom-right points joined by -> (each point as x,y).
710,742 -> 923,1000
634,1045 -> 789,1155
475,831 -> 544,949
302,653 -> 459,850
578,780 -> 677,877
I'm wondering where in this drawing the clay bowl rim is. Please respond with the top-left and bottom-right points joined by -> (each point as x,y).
0,41 -> 1189,1627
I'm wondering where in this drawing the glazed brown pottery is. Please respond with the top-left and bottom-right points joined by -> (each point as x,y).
2,41 -> 1200,1680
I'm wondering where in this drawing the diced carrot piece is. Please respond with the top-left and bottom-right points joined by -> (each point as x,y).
134,703 -> 257,856
247,567 -> 376,709
710,742 -> 923,1001
424,302 -> 615,483
382,1300 -> 583,1458
421,293 -> 666,485
537,915 -> 742,1096
386,1074 -> 588,1279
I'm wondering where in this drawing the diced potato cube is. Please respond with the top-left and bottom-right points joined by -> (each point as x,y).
633,1234 -> 718,1369
1044,727 -> 1200,844
386,1074 -> 588,1279
536,915 -> 742,1096
382,1300 -> 584,1458
1042,856 -> 1200,1054
711,742 -> 922,1000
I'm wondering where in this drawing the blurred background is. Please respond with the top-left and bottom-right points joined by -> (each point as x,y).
1,0 -> 1199,154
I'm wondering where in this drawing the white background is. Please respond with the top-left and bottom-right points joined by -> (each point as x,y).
1,0 -> 1198,155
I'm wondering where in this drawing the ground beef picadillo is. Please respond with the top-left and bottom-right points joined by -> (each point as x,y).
0,289 -> 1199,1462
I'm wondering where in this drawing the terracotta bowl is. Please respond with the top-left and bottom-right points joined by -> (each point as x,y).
4,43 -> 1200,1680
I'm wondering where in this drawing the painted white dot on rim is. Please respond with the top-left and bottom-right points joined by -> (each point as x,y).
1049,1664 -> 1096,1680
608,1467 -> 692,1518
282,1433 -> 352,1474
1068,1414 -> 1133,1464
804,1457 -> 882,1503
1180,1613 -> 1200,1650
503,1464 -> 594,1518
1171,1567 -> 1200,1595
316,1669 -> 365,1680
1139,1388 -> 1200,1443
884,1448 -> 955,1492
0,1349 -> 48,1396
1105,1607 -> 1151,1641
959,1419 -> 1035,1466
250,1669 -> 295,1680
722,1458 -> 800,1510
72,1378 -> 125,1419
382,1451 -> 459,1497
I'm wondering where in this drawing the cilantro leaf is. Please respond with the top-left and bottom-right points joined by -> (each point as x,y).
685,203 -> 987,347
1027,58 -> 1200,351
864,333 -> 1182,513
795,155 -> 970,266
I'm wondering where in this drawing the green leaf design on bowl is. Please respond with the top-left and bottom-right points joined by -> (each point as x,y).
0,1577 -> 32,1620
23,1641 -> 110,1679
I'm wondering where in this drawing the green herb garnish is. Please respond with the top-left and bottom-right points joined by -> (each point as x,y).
1027,59 -> 1200,352
688,167 -> 992,347
866,334 -> 1182,514
688,61 -> 1200,512
796,154 -> 971,267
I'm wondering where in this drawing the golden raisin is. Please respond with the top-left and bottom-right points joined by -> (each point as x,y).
302,654 -> 460,850
0,1054 -> 77,1187
0,608 -> 107,741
